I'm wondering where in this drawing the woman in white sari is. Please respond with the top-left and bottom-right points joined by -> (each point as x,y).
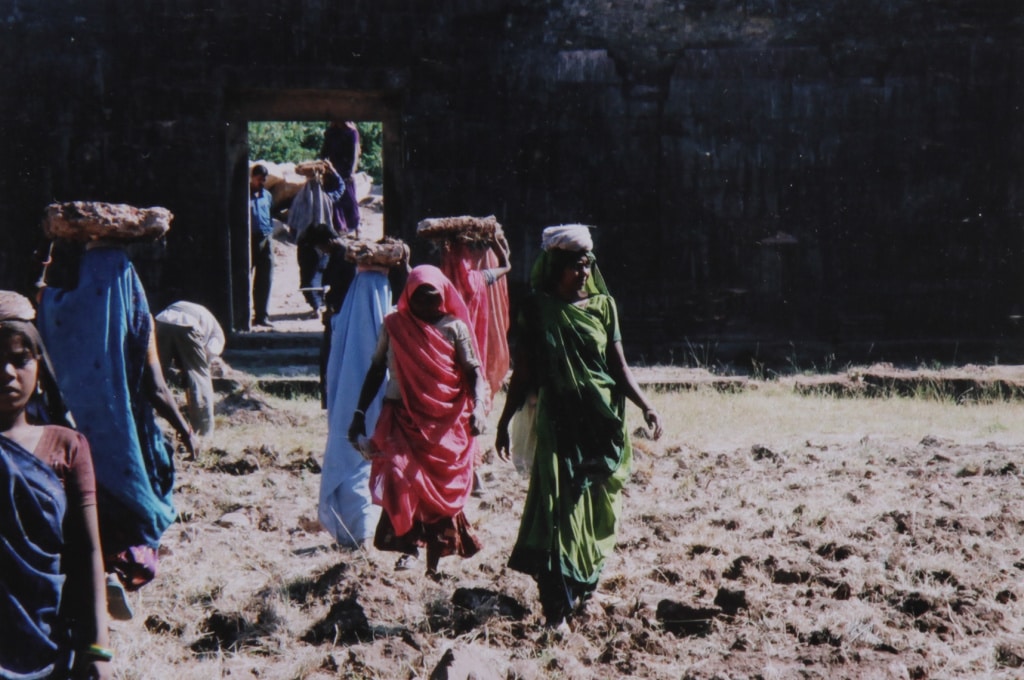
318,235 -> 408,548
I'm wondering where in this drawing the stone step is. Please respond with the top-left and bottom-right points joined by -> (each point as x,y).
222,347 -> 320,369
227,331 -> 322,350
214,376 -> 321,398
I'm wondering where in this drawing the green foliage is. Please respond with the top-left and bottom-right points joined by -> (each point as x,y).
248,122 -> 323,164
355,121 -> 383,185
247,121 -> 384,185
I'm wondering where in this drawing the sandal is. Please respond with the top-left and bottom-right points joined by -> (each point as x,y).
106,573 -> 134,621
394,554 -> 421,571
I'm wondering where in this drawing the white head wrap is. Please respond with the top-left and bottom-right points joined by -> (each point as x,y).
541,224 -> 593,252
0,291 -> 36,321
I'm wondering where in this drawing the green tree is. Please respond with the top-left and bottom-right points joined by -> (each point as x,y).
355,122 -> 383,185
248,121 -> 384,185
247,122 -> 322,164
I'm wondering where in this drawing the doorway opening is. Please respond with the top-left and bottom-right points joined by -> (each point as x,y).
246,120 -> 384,333
224,89 -> 402,333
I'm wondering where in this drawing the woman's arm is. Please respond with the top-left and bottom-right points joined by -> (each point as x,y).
350,322 -> 394,444
142,320 -> 198,458
451,320 -> 490,435
349,356 -> 387,444
608,340 -> 663,439
466,364 -> 488,436
484,234 -> 512,282
71,505 -> 112,680
64,439 -> 112,680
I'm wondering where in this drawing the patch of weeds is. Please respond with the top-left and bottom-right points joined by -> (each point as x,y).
301,595 -> 371,644
285,562 -> 350,605
212,456 -> 260,475
656,600 -> 721,637
185,583 -> 224,607
191,610 -> 254,654
281,450 -> 322,473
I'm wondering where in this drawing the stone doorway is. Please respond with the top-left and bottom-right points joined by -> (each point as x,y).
224,89 -> 401,332
247,121 -> 385,334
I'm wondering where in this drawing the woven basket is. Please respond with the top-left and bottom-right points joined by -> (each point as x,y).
416,215 -> 502,244
42,202 -> 173,243
343,236 -> 409,266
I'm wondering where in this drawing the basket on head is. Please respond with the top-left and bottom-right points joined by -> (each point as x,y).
42,201 -> 173,243
343,235 -> 409,267
416,215 -> 502,245
294,160 -> 332,178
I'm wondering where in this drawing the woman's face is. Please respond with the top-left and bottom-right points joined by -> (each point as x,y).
556,254 -> 592,300
409,284 -> 445,322
0,333 -> 39,418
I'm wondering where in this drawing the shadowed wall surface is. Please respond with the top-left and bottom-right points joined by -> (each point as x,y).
1,1 -> 1020,365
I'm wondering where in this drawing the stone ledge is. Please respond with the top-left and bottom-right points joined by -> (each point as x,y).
213,366 -> 1024,403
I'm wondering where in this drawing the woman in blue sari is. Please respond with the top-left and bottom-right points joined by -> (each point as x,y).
37,243 -> 196,592
0,291 -> 111,679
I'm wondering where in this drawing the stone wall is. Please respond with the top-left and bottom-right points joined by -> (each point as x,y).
1,1 -> 1020,364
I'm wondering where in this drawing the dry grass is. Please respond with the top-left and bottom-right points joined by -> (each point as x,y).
108,384 -> 1024,679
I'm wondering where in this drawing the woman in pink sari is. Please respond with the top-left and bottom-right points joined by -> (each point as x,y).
439,234 -> 511,405
348,266 -> 488,577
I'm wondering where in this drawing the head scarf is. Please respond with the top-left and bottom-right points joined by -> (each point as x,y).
396,265 -> 473,330
530,225 -> 609,296
541,224 -> 594,252
0,291 -> 73,428
374,266 -> 480,534
383,265 -> 476,443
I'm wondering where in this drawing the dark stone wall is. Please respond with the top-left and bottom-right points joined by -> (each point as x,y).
1,0 -> 1020,364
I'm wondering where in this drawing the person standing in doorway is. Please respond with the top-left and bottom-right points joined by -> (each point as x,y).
320,121 -> 361,235
250,164 -> 275,328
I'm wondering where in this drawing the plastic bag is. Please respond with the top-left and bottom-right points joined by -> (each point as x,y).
510,392 -> 538,478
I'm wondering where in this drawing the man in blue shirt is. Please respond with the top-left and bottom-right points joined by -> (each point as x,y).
250,164 -> 274,327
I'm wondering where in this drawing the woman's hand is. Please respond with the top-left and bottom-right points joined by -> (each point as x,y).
469,403 -> 487,436
84,660 -> 112,680
72,656 -> 111,680
643,407 -> 664,441
494,233 -> 510,256
494,421 -> 511,462
348,411 -> 366,444
178,429 -> 198,461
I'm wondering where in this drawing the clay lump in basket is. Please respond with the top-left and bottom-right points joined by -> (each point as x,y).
343,235 -> 409,267
416,215 -> 502,245
42,201 -> 173,243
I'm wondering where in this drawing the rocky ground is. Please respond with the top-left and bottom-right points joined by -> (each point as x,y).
108,377 -> 1024,679
107,200 -> 1024,679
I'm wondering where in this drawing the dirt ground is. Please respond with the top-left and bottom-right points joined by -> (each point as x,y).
263,200 -> 384,333
102,202 -> 1024,679
107,381 -> 1024,680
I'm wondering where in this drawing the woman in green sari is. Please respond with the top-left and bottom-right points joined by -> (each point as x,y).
495,225 -> 663,628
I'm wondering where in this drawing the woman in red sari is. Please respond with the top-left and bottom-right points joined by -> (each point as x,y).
439,234 -> 512,406
348,265 -> 488,577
